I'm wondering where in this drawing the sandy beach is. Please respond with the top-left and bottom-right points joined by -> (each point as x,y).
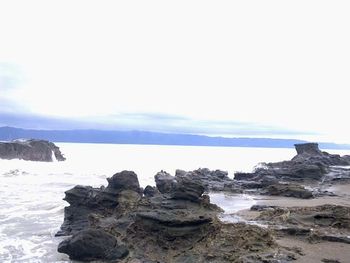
234,183 -> 350,263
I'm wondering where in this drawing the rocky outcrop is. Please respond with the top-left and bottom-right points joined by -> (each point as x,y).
0,139 -> 65,162
56,171 -> 142,237
158,144 -> 350,200
262,183 -> 314,199
292,143 -> 350,166
175,168 -> 239,192
232,143 -> 350,198
57,170 -> 288,262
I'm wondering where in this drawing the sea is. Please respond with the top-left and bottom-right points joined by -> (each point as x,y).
1,143 -> 350,262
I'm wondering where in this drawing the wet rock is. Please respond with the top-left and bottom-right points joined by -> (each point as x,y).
250,205 -> 278,211
322,259 -> 341,263
279,227 -> 312,236
320,235 -> 350,244
57,228 -> 128,261
262,183 -> 313,199
0,139 -> 65,162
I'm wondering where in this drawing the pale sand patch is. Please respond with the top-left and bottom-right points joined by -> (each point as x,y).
277,237 -> 350,263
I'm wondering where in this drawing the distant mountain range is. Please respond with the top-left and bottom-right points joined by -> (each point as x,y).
1,126 -> 349,150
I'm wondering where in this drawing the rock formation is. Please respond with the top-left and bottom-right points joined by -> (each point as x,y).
57,171 -> 291,262
232,143 -> 350,197
0,139 -> 65,162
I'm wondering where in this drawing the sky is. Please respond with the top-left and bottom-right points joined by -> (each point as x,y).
0,1 -> 349,143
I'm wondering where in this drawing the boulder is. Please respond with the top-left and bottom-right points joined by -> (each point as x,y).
170,176 -> 205,202
57,229 -> 128,261
106,170 -> 141,193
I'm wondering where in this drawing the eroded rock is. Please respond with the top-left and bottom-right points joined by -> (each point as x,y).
57,171 -> 285,262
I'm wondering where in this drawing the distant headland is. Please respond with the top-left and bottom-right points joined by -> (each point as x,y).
1,126 -> 349,150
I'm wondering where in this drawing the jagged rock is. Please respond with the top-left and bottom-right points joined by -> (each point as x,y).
57,229 -> 128,261
57,171 -> 284,262
295,143 -> 322,155
143,185 -> 159,197
292,143 -> 350,166
154,170 -> 177,194
56,171 -> 142,236
170,176 -> 205,202
0,139 -> 65,162
231,143 -> 350,199
175,168 -> 236,192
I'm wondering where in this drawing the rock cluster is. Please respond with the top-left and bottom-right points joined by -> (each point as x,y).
232,143 -> 350,198
57,171 -> 286,262
0,139 -> 65,162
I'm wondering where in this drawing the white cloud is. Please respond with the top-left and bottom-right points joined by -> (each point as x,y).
0,1 -> 349,142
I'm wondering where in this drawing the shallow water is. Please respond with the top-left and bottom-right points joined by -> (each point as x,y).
1,143 -> 349,262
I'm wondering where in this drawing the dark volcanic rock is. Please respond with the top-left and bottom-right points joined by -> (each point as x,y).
143,185 -> 159,197
295,143 -> 322,155
175,168 -> 238,192
155,170 -> 177,194
58,171 -> 284,262
232,143 -> 350,199
263,183 -> 314,199
58,228 -> 128,261
56,171 -> 142,236
170,176 -> 205,202
0,139 -> 65,162
292,143 -> 350,166
106,170 -> 141,193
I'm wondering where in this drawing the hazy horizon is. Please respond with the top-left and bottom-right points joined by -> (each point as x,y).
1,1 -> 349,143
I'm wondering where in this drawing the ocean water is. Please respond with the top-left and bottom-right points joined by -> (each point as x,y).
1,143 -> 349,262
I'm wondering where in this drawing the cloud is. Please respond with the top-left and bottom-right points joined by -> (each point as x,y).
0,111 -> 316,139
0,63 -> 23,92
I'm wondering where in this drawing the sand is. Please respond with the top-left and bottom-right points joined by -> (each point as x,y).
234,183 -> 350,263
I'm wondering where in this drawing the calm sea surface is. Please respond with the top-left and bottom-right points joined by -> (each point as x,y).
1,143 -> 349,262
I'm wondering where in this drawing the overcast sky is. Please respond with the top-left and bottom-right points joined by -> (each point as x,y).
0,1 -> 349,143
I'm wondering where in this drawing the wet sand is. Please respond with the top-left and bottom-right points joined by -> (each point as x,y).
234,183 -> 350,263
